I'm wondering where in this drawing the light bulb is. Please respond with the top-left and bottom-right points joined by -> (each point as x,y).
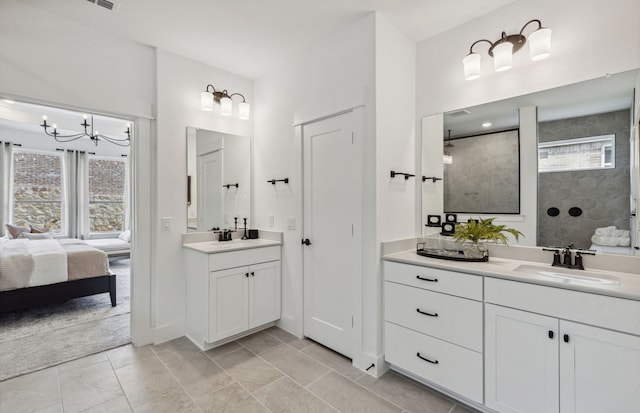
238,102 -> 250,120
493,41 -> 513,72
463,53 -> 481,81
529,27 -> 552,61
220,96 -> 232,116
200,91 -> 214,111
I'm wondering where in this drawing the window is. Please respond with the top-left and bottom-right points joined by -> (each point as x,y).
538,134 -> 615,173
12,149 -> 64,233
88,156 -> 126,233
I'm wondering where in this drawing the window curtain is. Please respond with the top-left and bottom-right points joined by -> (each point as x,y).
123,155 -> 131,231
63,150 -> 89,239
0,142 -> 14,237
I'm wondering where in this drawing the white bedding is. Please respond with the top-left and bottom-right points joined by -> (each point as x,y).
0,238 -> 67,290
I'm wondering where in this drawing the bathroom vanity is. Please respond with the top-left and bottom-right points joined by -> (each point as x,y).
183,235 -> 282,350
383,248 -> 640,413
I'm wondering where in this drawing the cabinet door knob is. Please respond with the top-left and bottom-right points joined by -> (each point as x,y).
416,308 -> 438,317
416,275 -> 438,282
251,272 -> 255,277
548,330 -> 554,339
245,273 -> 249,277
416,352 -> 439,364
563,334 -> 569,343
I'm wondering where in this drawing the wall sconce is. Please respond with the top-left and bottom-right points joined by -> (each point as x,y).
463,19 -> 552,80
200,84 -> 250,120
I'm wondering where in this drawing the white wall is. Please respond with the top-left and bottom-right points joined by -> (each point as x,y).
416,0 -> 640,117
154,49 -> 253,341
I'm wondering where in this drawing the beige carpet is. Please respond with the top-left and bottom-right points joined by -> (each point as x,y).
0,259 -> 131,381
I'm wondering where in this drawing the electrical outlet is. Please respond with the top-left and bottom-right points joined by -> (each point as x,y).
287,217 -> 296,230
161,217 -> 172,231
268,215 -> 275,228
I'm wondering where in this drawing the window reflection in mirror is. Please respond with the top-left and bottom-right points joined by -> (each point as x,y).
186,127 -> 251,232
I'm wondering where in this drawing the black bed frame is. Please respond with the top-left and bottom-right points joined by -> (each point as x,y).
0,273 -> 116,312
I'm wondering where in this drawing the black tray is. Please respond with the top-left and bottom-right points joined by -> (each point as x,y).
416,248 -> 488,262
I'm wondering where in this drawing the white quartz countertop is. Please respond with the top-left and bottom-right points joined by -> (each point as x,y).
183,238 -> 281,254
384,250 -> 640,301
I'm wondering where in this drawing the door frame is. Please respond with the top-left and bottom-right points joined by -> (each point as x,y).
297,106 -> 365,368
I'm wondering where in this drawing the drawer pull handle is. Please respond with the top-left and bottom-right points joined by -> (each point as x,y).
548,330 -> 554,339
564,334 -> 569,343
245,273 -> 249,277
416,275 -> 438,282
416,352 -> 439,364
416,308 -> 438,317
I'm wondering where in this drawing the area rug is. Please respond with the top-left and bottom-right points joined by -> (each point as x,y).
0,259 -> 131,381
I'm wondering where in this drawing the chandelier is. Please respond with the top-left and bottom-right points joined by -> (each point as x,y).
40,114 -> 131,147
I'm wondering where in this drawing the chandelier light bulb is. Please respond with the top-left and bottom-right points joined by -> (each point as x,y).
529,27 -> 552,61
200,91 -> 214,111
238,102 -> 250,120
463,53 -> 482,81
220,96 -> 233,116
493,41 -> 513,72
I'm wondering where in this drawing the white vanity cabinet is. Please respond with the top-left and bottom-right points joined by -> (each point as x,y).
485,277 -> 640,413
185,243 -> 281,350
383,261 -> 484,404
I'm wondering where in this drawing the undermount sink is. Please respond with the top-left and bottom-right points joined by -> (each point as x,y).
514,264 -> 620,285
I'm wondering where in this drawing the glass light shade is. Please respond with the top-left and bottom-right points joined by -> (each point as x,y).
463,53 -> 481,81
200,92 -> 214,111
493,41 -> 513,72
238,102 -> 250,120
443,154 -> 453,165
529,27 -> 552,61
220,96 -> 232,116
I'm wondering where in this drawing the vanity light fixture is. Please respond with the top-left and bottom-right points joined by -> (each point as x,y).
41,114 -> 131,147
463,19 -> 552,80
200,84 -> 250,120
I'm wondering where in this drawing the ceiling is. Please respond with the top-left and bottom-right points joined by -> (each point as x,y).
20,0 -> 516,79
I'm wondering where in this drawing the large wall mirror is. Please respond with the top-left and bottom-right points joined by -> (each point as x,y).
422,68 -> 639,255
186,127 -> 251,232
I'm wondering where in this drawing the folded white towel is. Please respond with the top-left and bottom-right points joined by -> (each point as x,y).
594,226 -> 616,236
591,235 -> 631,247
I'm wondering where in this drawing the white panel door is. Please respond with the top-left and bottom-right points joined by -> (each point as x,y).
248,261 -> 281,328
560,320 -> 640,413
197,150 -> 222,231
303,111 -> 359,358
209,267 -> 248,342
485,304 -> 559,413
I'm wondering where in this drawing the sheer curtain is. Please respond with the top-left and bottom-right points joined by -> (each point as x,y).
63,150 -> 89,239
63,150 -> 76,238
0,142 -> 14,237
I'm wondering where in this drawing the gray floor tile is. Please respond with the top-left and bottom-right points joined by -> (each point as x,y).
225,355 -> 284,392
451,403 -> 479,413
151,337 -> 201,364
308,371 -> 402,413
254,376 -> 337,413
57,352 -> 107,375
210,347 -> 257,369
265,327 -> 314,350
107,344 -> 155,369
80,396 -> 132,413
133,388 -> 200,413
59,360 -> 124,413
114,356 -> 179,408
204,341 -> 242,359
260,344 -> 330,386
164,352 -> 234,398
0,367 -> 61,413
35,403 -> 63,413
302,343 -> 364,380
195,382 -> 269,413
239,330 -> 282,354
356,371 -> 455,413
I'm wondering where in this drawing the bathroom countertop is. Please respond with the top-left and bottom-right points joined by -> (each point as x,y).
384,250 -> 640,301
183,238 -> 281,254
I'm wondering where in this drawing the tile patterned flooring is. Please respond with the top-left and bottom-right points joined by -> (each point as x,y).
0,327 -> 477,413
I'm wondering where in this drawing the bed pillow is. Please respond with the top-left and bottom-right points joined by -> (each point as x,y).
6,224 -> 30,239
118,229 -> 131,242
30,225 -> 50,234
18,232 -> 54,240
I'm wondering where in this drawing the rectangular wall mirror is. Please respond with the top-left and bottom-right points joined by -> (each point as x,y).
422,68 -> 639,255
186,127 -> 251,232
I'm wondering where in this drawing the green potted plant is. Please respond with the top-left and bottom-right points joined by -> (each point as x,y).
452,217 -> 523,259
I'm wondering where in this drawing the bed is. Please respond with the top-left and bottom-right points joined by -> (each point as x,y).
0,238 -> 115,312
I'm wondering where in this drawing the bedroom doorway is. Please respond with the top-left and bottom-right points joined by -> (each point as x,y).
0,99 -> 137,381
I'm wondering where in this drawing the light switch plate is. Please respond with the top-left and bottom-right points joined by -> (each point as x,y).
268,215 -> 275,227
161,217 -> 172,231
287,216 -> 296,230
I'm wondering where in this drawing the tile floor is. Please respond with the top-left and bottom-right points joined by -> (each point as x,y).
0,327 -> 477,413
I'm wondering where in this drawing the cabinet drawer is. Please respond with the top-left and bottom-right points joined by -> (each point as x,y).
209,246 -> 281,272
385,322 -> 483,404
384,261 -> 482,300
385,281 -> 482,352
485,277 -> 640,336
